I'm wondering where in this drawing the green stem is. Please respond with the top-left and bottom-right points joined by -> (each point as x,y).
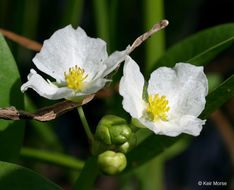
144,0 -> 165,75
61,0 -> 84,28
20,147 -> 84,171
77,106 -> 94,143
92,0 -> 110,51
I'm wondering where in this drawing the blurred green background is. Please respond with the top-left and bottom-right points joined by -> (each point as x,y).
0,0 -> 233,189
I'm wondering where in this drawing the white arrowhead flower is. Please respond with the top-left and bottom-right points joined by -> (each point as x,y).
21,25 -> 129,102
119,56 -> 208,137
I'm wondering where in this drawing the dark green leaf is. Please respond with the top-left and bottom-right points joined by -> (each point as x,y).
151,23 -> 234,72
0,124 -> 24,162
206,73 -> 223,93
0,161 -> 62,190
0,33 -> 24,131
24,95 -> 63,151
126,134 -> 182,171
200,75 -> 234,119
73,156 -> 99,190
0,33 -> 25,162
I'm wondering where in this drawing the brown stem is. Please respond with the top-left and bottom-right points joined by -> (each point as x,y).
106,19 -> 169,79
0,94 -> 94,122
128,19 -> 169,54
0,28 -> 42,51
210,109 -> 234,166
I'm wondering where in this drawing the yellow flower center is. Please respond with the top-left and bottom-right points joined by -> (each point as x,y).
147,94 -> 170,121
64,65 -> 88,92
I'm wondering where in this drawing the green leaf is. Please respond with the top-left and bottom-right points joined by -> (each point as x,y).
151,23 -> 234,72
0,33 -> 24,131
133,155 -> 164,190
73,156 -> 99,190
138,137 -> 191,190
0,161 -> 62,190
200,75 -> 234,119
206,73 -> 223,93
0,33 -> 25,162
24,95 -> 63,151
126,134 -> 182,171
121,137 -> 190,190
0,124 -> 25,162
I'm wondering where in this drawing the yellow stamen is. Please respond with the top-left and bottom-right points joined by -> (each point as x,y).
64,65 -> 88,92
147,94 -> 170,121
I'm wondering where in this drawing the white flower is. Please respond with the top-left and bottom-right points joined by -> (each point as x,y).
119,56 -> 208,137
21,25 -> 129,101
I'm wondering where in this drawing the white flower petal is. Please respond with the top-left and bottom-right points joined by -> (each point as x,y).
173,63 -> 208,116
21,69 -> 73,100
65,78 -> 110,101
33,25 -> 108,84
148,63 -> 208,117
140,115 -> 205,137
178,115 -> 205,136
119,56 -> 145,118
101,45 -> 130,77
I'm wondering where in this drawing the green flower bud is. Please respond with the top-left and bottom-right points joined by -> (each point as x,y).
95,115 -> 132,145
97,150 -> 127,175
117,133 -> 137,153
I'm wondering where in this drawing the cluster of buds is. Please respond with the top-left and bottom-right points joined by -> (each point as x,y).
92,115 -> 137,175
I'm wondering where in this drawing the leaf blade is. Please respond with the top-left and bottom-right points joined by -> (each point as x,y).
151,23 -> 234,71
0,33 -> 25,162
200,75 -> 234,119
0,161 -> 62,190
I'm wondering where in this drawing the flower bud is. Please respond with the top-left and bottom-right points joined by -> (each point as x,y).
117,133 -> 137,153
95,115 -> 132,145
97,150 -> 127,175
